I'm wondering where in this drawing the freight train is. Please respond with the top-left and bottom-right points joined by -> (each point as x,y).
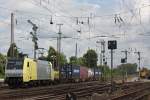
4,57 -> 101,88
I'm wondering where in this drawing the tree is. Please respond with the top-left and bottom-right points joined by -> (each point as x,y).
115,63 -> 137,75
69,56 -> 77,64
69,56 -> 86,66
97,65 -> 110,74
0,53 -> 6,77
7,43 -> 19,58
47,46 -> 57,67
77,57 -> 85,66
83,49 -> 98,68
112,63 -> 137,80
97,65 -> 110,80
59,53 -> 67,66
47,46 -> 67,68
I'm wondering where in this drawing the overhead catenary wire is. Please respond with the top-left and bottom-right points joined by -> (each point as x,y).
0,0 -> 149,40
0,2 -> 150,19
0,0 -> 148,36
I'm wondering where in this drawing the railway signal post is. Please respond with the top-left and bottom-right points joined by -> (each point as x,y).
121,50 -> 130,82
96,40 -> 107,81
108,40 -> 117,93
135,51 -> 141,80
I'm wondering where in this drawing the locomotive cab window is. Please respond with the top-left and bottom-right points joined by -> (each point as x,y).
27,62 -> 29,67
7,59 -> 23,69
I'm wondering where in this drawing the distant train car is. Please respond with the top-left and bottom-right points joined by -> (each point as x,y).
93,67 -> 101,80
140,68 -> 150,79
88,68 -> 94,80
60,64 -> 101,82
5,57 -> 54,88
72,66 -> 80,82
87,68 -> 101,81
80,66 -> 88,81
61,64 -> 80,82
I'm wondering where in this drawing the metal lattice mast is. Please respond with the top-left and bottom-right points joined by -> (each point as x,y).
27,20 -> 38,59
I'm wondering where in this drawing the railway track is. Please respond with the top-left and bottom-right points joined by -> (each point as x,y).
24,83 -> 110,100
71,81 -> 148,99
0,82 -> 8,91
0,81 -> 149,100
111,82 -> 150,100
0,81 -> 105,100
90,82 -> 150,100
27,81 -> 147,100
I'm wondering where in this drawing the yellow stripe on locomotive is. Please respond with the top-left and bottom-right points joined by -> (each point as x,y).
23,58 -> 54,82
23,58 -> 37,82
54,70 -> 59,80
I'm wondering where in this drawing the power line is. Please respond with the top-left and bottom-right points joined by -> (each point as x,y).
30,0 -> 83,33
0,0 -> 150,41
0,3 -> 150,19
1,1 -> 149,37
94,4 -> 150,18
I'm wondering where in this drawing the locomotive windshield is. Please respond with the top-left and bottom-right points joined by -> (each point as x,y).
7,59 -> 24,69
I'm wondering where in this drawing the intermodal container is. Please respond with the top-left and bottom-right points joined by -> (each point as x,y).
72,65 -> 80,79
80,66 -> 88,81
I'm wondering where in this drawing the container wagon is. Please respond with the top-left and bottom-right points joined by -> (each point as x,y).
80,66 -> 88,81
61,64 -> 80,82
60,64 -> 101,82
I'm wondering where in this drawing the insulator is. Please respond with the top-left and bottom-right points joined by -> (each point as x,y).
77,30 -> 81,33
114,17 -> 117,24
119,17 -> 124,22
117,17 -> 120,23
50,21 -> 53,24
76,17 -> 79,25
30,32 -> 33,35
50,16 -> 53,24
77,27 -> 81,33
103,59 -> 105,62
32,26 -> 38,31
114,14 -> 117,24
81,21 -> 84,24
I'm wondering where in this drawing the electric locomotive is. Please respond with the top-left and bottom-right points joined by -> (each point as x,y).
5,57 -> 54,88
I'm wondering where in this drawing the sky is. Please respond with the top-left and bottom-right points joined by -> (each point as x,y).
0,0 -> 150,68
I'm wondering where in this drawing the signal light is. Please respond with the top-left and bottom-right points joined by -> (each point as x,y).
108,40 -> 117,49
